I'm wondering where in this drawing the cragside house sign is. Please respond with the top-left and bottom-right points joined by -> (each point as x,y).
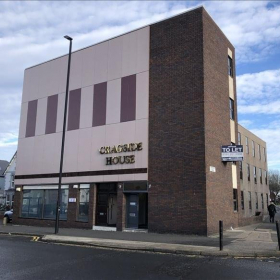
99,142 -> 143,165
221,145 -> 243,162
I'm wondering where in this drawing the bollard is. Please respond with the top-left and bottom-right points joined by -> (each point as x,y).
276,221 -> 280,251
3,217 -> 7,226
219,220 -> 223,251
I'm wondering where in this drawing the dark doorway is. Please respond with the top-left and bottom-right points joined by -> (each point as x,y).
96,183 -> 117,226
126,194 -> 139,229
126,193 -> 148,229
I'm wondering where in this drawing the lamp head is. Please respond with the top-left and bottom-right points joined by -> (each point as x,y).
64,35 -> 73,41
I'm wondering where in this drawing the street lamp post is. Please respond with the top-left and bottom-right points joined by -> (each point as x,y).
55,35 -> 73,234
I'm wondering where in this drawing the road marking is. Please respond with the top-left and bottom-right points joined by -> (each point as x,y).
32,236 -> 40,242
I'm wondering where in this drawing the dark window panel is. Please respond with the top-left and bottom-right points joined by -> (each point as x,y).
67,89 -> 81,131
25,99 -> 38,137
45,94 -> 58,134
121,74 -> 136,122
92,82 -> 107,127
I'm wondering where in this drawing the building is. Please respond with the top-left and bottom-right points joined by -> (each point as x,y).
0,160 -> 9,205
13,6 -> 269,235
3,152 -> 17,207
237,125 -> 269,224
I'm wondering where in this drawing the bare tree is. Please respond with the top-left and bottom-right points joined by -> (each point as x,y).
269,170 -> 280,201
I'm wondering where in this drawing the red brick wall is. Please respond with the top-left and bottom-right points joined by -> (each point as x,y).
116,186 -> 126,231
202,9 -> 239,234
149,7 -> 207,235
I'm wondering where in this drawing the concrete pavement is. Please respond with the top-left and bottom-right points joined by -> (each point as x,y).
1,216 -> 280,258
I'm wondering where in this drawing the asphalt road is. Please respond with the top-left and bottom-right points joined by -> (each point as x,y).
1,235 -> 280,280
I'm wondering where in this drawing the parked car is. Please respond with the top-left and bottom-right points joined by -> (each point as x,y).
4,209 -> 13,223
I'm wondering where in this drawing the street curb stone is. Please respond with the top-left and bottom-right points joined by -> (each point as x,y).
2,231 -> 280,258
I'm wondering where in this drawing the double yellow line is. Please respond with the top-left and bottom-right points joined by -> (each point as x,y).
32,236 -> 40,242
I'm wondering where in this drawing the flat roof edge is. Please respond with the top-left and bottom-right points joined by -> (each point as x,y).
25,4 -> 204,70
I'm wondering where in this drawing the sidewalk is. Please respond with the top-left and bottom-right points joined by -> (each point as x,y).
1,219 -> 280,258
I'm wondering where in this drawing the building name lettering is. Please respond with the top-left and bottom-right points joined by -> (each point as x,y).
99,142 -> 143,165
99,142 -> 143,154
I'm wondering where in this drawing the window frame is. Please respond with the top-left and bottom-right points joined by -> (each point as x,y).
77,184 -> 90,222
238,132 -> 241,145
233,189 -> 238,212
241,191 -> 244,210
248,191 -> 252,210
229,98 -> 235,120
247,164 -> 250,181
20,187 -> 69,220
254,166 -> 257,184
246,137 -> 249,154
228,56 -> 233,77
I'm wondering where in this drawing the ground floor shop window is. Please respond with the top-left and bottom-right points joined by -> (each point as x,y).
21,187 -> 69,220
78,185 -> 90,222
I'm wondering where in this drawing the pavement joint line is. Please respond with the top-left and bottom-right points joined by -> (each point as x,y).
0,231 -> 44,238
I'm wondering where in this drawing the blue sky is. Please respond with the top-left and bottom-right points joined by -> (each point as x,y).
0,1 -> 279,170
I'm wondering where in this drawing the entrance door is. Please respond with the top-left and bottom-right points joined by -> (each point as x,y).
96,183 -> 117,227
96,193 -> 108,226
108,194 -> 117,225
126,194 -> 139,229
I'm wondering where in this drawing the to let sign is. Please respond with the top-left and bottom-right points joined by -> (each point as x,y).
221,145 -> 243,162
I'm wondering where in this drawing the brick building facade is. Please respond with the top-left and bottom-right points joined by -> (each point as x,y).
13,6 -> 269,235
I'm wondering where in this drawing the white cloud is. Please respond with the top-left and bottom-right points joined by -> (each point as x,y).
237,69 -> 280,101
250,125 -> 280,170
203,1 -> 280,63
238,120 -> 253,128
237,69 -> 280,114
238,100 -> 280,114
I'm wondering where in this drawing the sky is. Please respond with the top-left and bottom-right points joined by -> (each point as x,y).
0,1 -> 279,171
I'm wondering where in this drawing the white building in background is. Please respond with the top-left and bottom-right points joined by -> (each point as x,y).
4,152 -> 17,206
0,160 -> 9,205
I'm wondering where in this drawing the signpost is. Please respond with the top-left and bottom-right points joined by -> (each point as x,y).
221,145 -> 243,162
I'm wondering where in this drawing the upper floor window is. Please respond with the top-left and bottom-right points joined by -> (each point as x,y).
247,164 -> 250,181
255,192 -> 258,209
241,191 -> 244,210
246,137 -> 249,154
254,166 -> 257,184
238,132 -> 241,145
263,147 -> 266,162
265,171 -> 267,185
258,144 -> 261,160
266,193 -> 269,207
228,56 -> 233,77
261,194 -> 264,209
239,161 -> 243,180
252,141 -> 255,157
248,191 -> 252,210
229,98 -> 235,120
233,189 -> 238,211
259,168 -> 262,184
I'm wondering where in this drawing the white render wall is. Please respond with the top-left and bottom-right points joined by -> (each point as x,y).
16,27 -> 150,183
